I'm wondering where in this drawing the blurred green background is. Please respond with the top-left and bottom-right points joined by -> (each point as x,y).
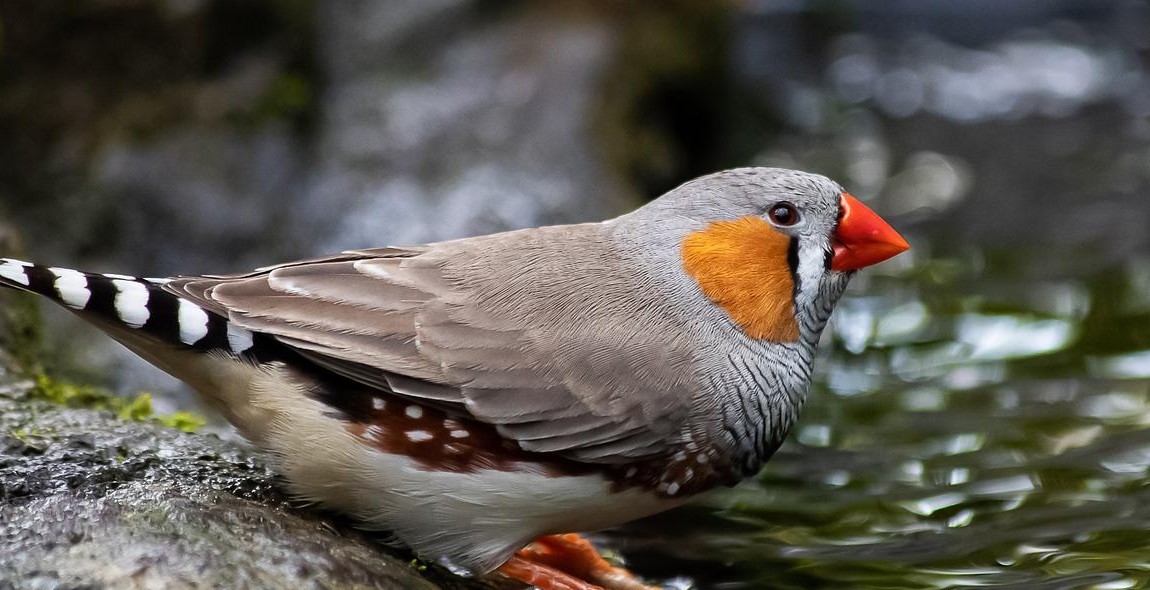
1,1 -> 1149,588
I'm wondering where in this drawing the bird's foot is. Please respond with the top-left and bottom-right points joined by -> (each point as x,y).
496,533 -> 656,590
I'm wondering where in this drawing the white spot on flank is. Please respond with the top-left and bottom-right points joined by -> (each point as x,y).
49,268 -> 90,310
443,419 -> 461,429
673,450 -> 687,461
366,425 -> 384,442
0,260 -> 30,286
625,467 -> 638,478
696,453 -> 709,464
227,324 -> 254,354
405,405 -> 423,419
112,279 -> 150,328
684,468 -> 694,481
406,430 -> 434,442
666,482 -> 680,495
449,429 -> 469,439
373,398 -> 386,411
177,299 -> 210,345
248,367 -> 692,575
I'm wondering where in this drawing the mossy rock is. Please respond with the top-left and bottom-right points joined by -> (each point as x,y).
0,369 -> 500,589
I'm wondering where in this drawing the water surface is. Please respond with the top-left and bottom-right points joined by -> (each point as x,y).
616,112 -> 1150,589
610,10 -> 1150,583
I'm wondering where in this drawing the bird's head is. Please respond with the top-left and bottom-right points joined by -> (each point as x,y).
618,167 -> 909,343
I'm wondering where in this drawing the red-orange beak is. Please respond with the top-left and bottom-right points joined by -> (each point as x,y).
832,193 -> 910,271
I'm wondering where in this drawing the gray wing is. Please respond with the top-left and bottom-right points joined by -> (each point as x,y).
165,228 -> 698,463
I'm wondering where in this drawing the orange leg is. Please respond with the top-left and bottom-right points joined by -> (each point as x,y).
497,554 -> 605,590
498,534 -> 657,590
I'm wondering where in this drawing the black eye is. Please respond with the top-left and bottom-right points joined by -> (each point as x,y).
769,202 -> 799,227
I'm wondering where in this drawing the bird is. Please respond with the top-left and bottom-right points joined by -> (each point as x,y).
0,167 -> 908,590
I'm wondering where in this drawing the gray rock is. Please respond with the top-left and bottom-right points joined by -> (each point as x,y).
0,375 -> 499,590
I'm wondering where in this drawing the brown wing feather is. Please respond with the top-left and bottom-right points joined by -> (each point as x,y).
163,228 -> 697,462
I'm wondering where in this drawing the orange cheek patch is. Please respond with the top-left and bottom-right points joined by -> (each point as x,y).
681,216 -> 800,342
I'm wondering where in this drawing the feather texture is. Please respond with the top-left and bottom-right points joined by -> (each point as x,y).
681,216 -> 800,342
165,224 -> 701,461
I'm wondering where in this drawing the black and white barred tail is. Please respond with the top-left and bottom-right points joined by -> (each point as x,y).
0,258 -> 257,357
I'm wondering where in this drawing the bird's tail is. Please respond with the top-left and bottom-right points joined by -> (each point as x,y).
0,257 -> 293,443
0,258 -> 255,356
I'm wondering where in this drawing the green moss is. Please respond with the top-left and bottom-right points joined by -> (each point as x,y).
30,373 -> 110,408
156,409 -> 208,433
9,425 -> 51,447
30,373 -> 206,433
117,390 -> 154,422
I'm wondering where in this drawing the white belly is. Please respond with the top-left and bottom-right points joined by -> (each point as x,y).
166,352 -> 684,574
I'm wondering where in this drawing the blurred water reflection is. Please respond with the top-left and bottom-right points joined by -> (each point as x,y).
612,2 -> 1150,588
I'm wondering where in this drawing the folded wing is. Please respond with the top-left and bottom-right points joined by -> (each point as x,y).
166,227 -> 696,463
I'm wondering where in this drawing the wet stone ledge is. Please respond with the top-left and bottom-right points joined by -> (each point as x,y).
0,375 -> 500,590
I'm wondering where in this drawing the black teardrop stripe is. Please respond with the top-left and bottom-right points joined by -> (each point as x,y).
786,237 -> 801,298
